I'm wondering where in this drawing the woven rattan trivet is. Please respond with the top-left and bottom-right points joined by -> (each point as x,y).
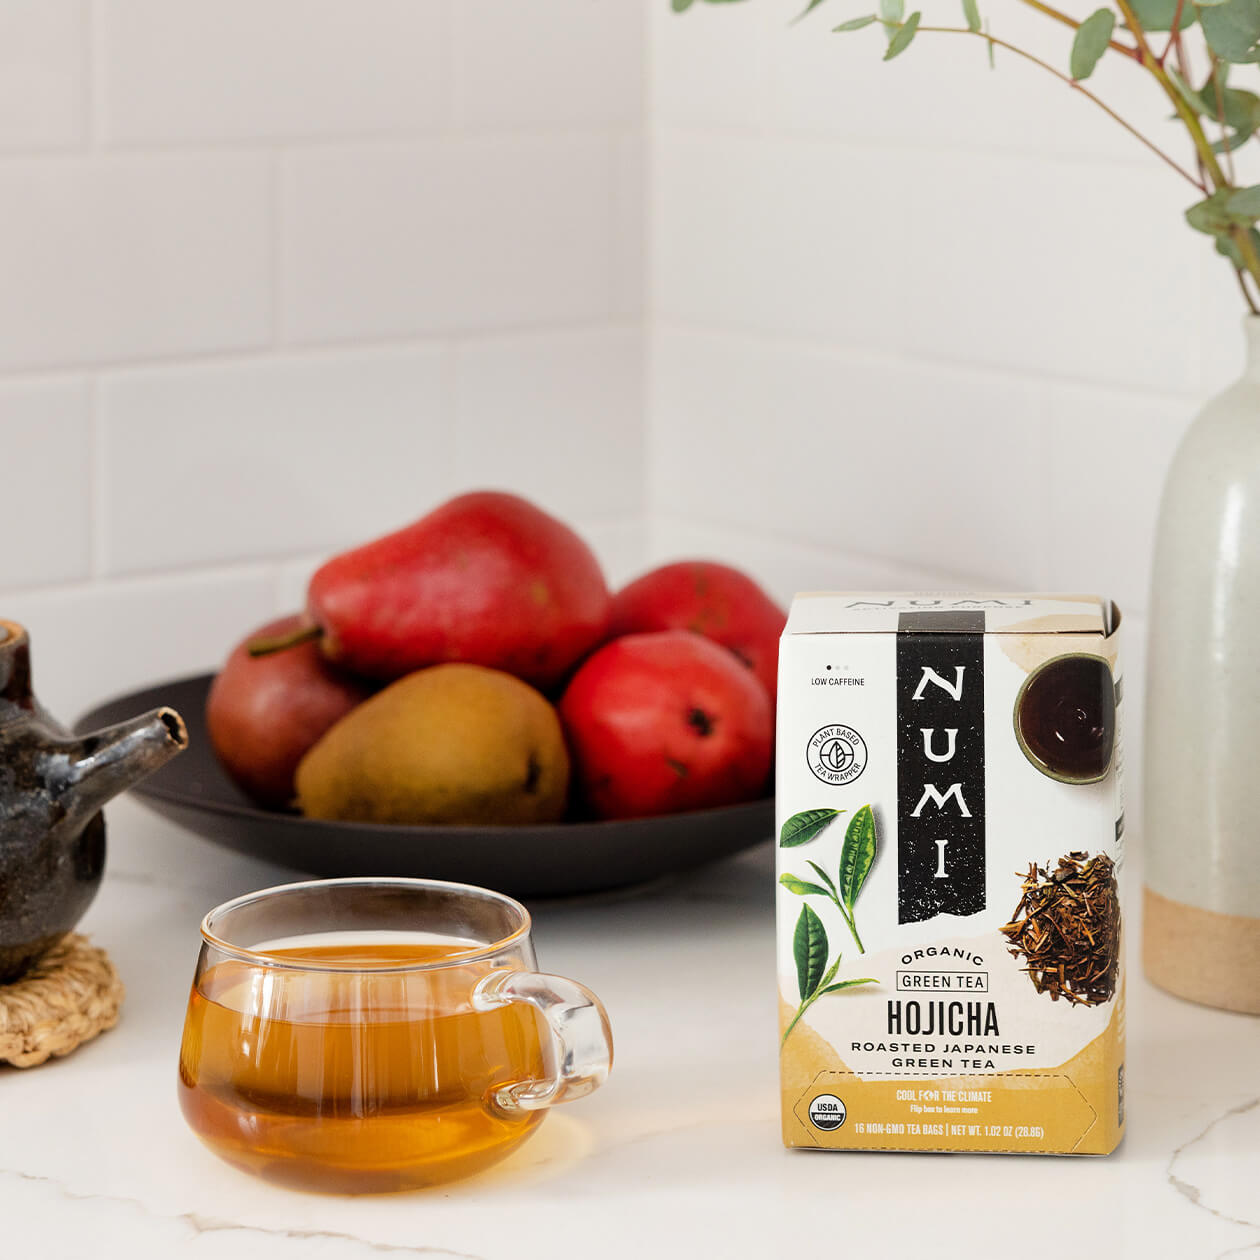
0,935 -> 124,1068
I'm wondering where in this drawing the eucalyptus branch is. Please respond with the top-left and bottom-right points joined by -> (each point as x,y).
1209,59 -> 1237,187
1160,0 -> 1188,66
1112,0 -> 1228,189
1233,224 -> 1260,297
685,0 -> 1260,314
1016,0 -> 1139,60
913,25 -> 1204,191
1234,265 -> 1260,316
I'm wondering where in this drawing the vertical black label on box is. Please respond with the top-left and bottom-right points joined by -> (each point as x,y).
896,612 -> 986,924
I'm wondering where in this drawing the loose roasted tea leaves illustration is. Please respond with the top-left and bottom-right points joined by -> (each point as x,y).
1000,851 -> 1120,1006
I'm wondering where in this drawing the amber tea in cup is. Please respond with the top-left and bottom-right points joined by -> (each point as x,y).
1013,652 -> 1116,784
178,878 -> 612,1193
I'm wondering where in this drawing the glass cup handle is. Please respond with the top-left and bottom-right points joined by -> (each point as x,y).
472,969 -> 613,1115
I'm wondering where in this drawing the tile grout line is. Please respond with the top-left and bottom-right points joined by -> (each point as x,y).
652,319 -> 1209,403
653,119 -> 1163,174
0,126 -> 643,162
269,149 -> 283,348
87,378 -> 106,581
650,512 -> 1075,597
79,0 -> 94,149
0,321 -> 642,383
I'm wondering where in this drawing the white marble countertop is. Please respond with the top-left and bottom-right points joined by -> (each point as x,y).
2,797 -> 1258,1259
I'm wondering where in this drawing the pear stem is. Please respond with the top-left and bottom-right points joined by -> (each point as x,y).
247,623 -> 322,658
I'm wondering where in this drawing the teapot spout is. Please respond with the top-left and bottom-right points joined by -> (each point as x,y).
57,707 -> 188,818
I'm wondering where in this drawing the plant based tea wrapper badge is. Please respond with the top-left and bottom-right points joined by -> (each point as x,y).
776,593 -> 1125,1156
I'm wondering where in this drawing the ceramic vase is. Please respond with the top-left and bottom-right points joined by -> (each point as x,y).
1144,318 -> 1260,1013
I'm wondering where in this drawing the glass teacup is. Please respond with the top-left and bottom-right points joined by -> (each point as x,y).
177,877 -> 613,1193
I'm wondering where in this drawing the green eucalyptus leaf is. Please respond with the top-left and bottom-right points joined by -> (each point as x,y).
834,14 -> 878,29
1226,184 -> 1260,216
879,0 -> 904,20
986,18 -> 996,66
1071,9 -> 1116,80
887,10 -> 921,56
1199,0 -> 1260,63
1221,85 -> 1260,129
793,903 -> 829,1001
794,0 -> 832,19
1216,226 -> 1260,264
1186,189 -> 1236,233
780,873 -> 832,898
1213,128 -> 1257,152
1169,67 -> 1213,114
780,807 -> 843,847
1217,232 -> 1243,263
838,804 -> 878,912
671,0 -> 696,11
962,0 -> 981,31
884,10 -> 920,58
1130,0 -> 1197,29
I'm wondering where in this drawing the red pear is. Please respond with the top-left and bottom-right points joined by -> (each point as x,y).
559,630 -> 773,820
207,614 -> 370,808
265,492 -> 612,691
609,561 -> 786,701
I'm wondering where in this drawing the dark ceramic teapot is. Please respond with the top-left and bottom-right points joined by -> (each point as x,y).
0,619 -> 187,983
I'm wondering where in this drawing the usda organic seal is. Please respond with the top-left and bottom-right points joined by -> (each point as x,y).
806,724 -> 867,786
808,1094 -> 847,1132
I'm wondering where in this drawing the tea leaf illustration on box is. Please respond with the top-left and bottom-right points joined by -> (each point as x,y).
836,804 -> 877,952
793,902 -> 829,1000
782,904 -> 875,1045
779,807 -> 844,848
779,803 -> 878,954
779,805 -> 881,1044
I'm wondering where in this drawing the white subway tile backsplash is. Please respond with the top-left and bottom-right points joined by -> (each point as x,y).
653,133 -> 905,351
452,328 -> 643,521
99,347 -> 450,575
455,0 -> 642,128
274,553 -> 329,616
0,155 -> 270,372
578,517 -> 649,589
0,0 -> 84,149
653,132 -> 1201,391
651,328 -> 1048,585
98,0 -> 448,144
0,0 -> 1193,827
2,567 -> 277,720
648,0 -> 766,130
0,378 -> 91,589
893,150 -> 1200,393
280,137 -> 615,344
1201,254 -> 1251,399
613,132 -> 646,319
1046,384 -> 1192,617
647,516 -> 971,610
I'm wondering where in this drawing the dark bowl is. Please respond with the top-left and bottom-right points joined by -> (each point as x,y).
76,674 -> 774,899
